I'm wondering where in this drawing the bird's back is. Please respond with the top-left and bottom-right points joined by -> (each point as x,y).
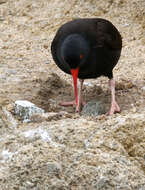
51,18 -> 122,79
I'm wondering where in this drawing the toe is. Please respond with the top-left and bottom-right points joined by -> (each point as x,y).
107,101 -> 121,115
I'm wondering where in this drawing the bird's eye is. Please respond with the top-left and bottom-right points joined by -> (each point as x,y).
80,54 -> 83,59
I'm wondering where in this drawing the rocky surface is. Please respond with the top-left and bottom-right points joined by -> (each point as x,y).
14,100 -> 45,122
0,0 -> 145,189
81,100 -> 106,116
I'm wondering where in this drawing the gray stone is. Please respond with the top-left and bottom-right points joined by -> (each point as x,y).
14,100 -> 44,122
81,100 -> 105,116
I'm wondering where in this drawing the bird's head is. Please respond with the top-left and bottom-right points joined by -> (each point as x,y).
61,34 -> 90,107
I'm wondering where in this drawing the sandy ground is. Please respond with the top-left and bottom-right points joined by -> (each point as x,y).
0,0 -> 145,189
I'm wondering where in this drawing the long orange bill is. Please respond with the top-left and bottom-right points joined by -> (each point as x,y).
70,68 -> 79,106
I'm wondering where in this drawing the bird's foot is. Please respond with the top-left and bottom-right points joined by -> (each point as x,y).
75,101 -> 86,113
59,101 -> 75,107
107,101 -> 121,116
59,100 -> 86,113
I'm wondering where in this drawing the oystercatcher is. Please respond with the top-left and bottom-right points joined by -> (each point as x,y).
51,18 -> 122,115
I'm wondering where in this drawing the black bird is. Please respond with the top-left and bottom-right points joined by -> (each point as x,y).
51,18 -> 122,115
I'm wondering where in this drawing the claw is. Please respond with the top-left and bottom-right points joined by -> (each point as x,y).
107,100 -> 121,115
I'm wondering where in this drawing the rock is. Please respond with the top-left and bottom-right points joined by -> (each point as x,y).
64,151 -> 145,190
14,100 -> 44,122
0,113 -> 145,189
81,100 -> 105,116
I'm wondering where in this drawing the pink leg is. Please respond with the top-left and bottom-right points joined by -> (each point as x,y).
60,79 -> 85,112
107,78 -> 120,115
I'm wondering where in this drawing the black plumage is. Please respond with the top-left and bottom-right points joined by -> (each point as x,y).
51,18 -> 122,115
